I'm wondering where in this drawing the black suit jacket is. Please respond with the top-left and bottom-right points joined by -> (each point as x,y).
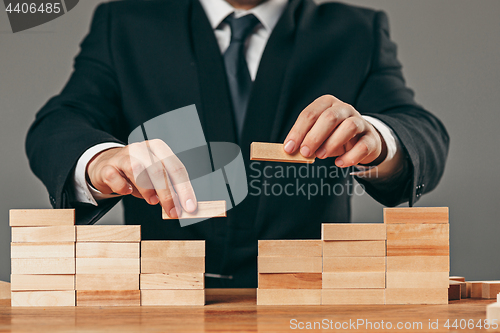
26,0 -> 449,287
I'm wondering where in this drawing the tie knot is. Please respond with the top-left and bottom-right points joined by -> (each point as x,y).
224,13 -> 260,43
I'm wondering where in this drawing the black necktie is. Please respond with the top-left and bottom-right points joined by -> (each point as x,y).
223,13 -> 260,138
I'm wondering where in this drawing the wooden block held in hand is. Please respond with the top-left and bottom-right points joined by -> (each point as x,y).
141,241 -> 205,258
323,241 -> 386,257
75,274 -> 139,291
482,282 -> 500,299
11,242 -> 75,259
258,257 -> 322,273
386,256 -> 449,272
323,257 -> 386,273
140,273 -> 204,290
386,272 -> 449,289
11,291 -> 75,307
76,225 -> 141,242
322,289 -> 385,305
385,288 -> 448,305
141,289 -> 205,306
9,209 -> 75,227
257,289 -> 321,305
384,207 -> 449,224
11,226 -> 75,243
258,273 -> 322,289
76,242 -> 139,258
386,224 -> 449,240
77,290 -> 140,307
258,240 -> 322,257
0,281 -> 10,300
141,257 -> 205,274
11,258 -> 75,275
250,142 -> 315,164
76,258 -> 140,275
448,280 -> 462,301
322,272 -> 385,289
162,201 -> 226,220
322,223 -> 386,241
386,239 -> 449,256
11,275 -> 74,291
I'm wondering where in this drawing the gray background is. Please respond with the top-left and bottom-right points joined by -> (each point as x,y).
0,0 -> 499,283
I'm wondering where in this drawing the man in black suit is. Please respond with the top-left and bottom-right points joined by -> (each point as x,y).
26,0 -> 449,287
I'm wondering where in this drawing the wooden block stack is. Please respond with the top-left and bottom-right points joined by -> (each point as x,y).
384,207 -> 449,304
321,224 -> 386,305
10,209 -> 76,307
257,240 -> 322,305
140,241 -> 205,306
75,225 -> 141,306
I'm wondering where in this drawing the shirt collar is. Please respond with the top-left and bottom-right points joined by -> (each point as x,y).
199,0 -> 288,32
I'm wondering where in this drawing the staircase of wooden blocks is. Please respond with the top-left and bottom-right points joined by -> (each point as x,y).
140,241 -> 205,306
257,240 -> 322,305
256,207 -> 450,305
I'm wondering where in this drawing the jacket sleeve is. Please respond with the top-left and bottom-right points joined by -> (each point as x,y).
354,11 -> 450,207
25,3 -> 124,224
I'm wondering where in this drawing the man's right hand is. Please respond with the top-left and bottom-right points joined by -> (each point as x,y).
86,139 -> 197,218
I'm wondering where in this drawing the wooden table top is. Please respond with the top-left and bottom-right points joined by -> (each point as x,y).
0,289 -> 497,332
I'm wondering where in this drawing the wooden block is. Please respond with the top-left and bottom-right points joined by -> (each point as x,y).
258,257 -> 322,273
386,272 -> 449,289
9,209 -> 75,227
11,291 -> 75,307
11,226 -> 75,243
448,279 -> 467,299
487,303 -> 500,322
322,289 -> 385,305
448,280 -> 462,301
386,239 -> 449,256
75,274 -> 139,291
11,258 -> 75,275
11,275 -> 74,291
322,223 -> 386,241
162,201 -> 226,220
140,273 -> 204,290
141,289 -> 205,306
258,240 -> 322,257
250,142 -> 315,164
258,273 -> 322,289
322,272 -> 385,289
385,288 -> 448,304
257,289 -> 321,305
498,293 -> 500,302
76,258 -> 139,274
482,282 -> 500,299
76,225 -> 140,242
0,281 -> 10,300
449,276 -> 465,282
384,207 -> 448,224
76,290 -> 140,307
11,242 -> 75,259
323,257 -> 385,273
141,257 -> 205,274
466,282 -> 472,298
386,256 -> 449,272
323,241 -> 386,257
76,242 -> 139,258
470,281 -> 486,298
386,224 -> 448,240
141,241 -> 205,258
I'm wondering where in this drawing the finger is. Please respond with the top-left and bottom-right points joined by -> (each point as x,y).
148,139 -> 198,213
336,135 -> 377,168
283,95 -> 338,155
315,116 -> 366,159
100,165 -> 133,195
300,106 -> 350,158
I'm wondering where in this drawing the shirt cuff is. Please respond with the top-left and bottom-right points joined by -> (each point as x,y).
71,143 -> 125,206
352,116 -> 404,182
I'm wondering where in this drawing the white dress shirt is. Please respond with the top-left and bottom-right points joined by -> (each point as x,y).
71,0 -> 403,205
